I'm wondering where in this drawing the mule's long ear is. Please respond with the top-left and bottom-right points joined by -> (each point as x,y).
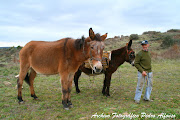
101,33 -> 108,41
128,40 -> 132,50
89,28 -> 95,40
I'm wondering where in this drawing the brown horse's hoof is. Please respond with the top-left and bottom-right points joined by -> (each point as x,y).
18,101 -> 24,104
34,97 -> 38,100
69,105 -> 73,108
64,107 -> 70,110
67,101 -> 73,108
31,94 -> 38,100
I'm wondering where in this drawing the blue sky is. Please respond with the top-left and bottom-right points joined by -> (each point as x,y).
0,0 -> 180,47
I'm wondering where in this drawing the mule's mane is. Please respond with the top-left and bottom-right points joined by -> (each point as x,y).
111,46 -> 126,57
94,33 -> 102,41
74,36 -> 85,50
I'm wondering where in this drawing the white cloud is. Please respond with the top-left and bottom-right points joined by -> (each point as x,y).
0,0 -> 180,47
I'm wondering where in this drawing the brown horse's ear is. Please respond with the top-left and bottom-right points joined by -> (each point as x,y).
89,28 -> 95,40
101,33 -> 108,41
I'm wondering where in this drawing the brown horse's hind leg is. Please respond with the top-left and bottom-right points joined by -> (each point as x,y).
17,64 -> 30,103
29,68 -> 38,100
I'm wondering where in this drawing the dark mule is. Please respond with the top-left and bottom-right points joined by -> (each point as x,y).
74,40 -> 135,96
17,28 -> 107,110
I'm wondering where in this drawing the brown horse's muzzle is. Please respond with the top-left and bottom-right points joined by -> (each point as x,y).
93,61 -> 103,73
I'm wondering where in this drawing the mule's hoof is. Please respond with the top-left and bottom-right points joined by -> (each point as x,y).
102,91 -> 106,95
76,89 -> 80,93
106,94 -> 110,97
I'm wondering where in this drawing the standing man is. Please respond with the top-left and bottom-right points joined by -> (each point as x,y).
134,40 -> 153,104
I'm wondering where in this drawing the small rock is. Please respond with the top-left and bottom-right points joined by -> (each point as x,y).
3,81 -> 12,86
79,117 -> 88,120
4,104 -> 10,107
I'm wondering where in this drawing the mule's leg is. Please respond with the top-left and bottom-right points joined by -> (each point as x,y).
60,73 -> 69,110
74,69 -> 82,93
29,68 -> 38,100
105,74 -> 112,96
102,73 -> 107,95
17,64 -> 30,103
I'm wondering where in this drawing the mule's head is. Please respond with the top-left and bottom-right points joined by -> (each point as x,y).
87,28 -> 107,73
125,40 -> 135,66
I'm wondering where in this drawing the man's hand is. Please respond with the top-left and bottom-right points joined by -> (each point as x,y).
142,71 -> 147,76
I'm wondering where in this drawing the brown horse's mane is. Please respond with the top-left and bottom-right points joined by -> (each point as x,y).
63,38 -> 71,56
94,33 -> 102,41
74,36 -> 85,50
74,33 -> 102,50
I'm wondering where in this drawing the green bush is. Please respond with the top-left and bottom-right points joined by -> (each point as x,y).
143,31 -> 161,35
129,34 -> 139,40
17,45 -> 23,50
167,29 -> 180,32
160,35 -> 180,48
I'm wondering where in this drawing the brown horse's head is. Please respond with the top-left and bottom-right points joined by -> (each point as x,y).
125,40 -> 135,66
86,28 -> 107,73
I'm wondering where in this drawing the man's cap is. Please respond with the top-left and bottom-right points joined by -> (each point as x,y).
141,40 -> 148,45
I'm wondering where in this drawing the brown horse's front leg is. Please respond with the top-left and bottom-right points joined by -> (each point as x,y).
60,73 -> 74,110
67,73 -> 74,108
61,76 -> 69,110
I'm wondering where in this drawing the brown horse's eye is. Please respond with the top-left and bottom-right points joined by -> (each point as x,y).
91,46 -> 94,49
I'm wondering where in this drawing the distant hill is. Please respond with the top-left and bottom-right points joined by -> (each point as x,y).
0,47 -> 11,49
0,29 -> 179,64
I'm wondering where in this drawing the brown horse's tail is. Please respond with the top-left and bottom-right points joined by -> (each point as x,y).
24,73 -> 30,85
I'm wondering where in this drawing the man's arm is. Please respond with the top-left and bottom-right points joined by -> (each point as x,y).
134,53 -> 144,73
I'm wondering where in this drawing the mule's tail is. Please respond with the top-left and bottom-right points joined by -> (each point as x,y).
15,73 -> 30,85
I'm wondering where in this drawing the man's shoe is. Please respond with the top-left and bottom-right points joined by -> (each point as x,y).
134,100 -> 140,104
144,99 -> 153,102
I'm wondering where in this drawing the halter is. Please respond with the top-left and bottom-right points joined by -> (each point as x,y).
126,49 -> 134,55
88,46 -> 102,74
83,42 -> 103,74
82,41 -> 102,62
126,46 -> 134,62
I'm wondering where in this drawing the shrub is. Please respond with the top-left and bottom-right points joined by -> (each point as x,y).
143,31 -> 161,35
17,46 -> 23,50
167,29 -> 180,32
129,34 -> 139,40
160,35 -> 180,48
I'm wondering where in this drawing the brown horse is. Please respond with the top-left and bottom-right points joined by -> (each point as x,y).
17,28 -> 107,110
74,40 -> 135,96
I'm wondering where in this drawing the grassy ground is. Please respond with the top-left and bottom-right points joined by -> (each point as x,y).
0,31 -> 180,119
0,59 -> 179,120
